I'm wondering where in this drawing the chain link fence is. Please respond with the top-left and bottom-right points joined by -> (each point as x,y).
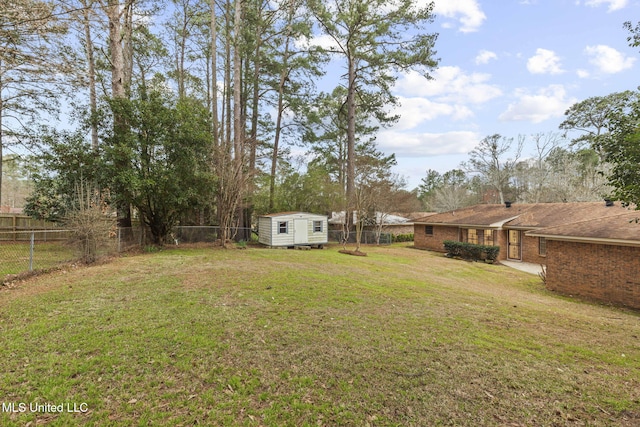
1,226 -> 397,282
0,230 -> 76,280
116,226 -> 256,249
328,230 -> 393,245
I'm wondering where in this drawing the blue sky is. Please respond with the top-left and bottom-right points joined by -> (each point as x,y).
366,0 -> 640,189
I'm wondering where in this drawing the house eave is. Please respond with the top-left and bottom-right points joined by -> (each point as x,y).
414,216 -> 520,229
527,233 -> 640,248
415,222 -> 500,229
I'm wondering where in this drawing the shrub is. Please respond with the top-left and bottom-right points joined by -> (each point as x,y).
443,240 -> 500,263
393,233 -> 414,243
64,182 -> 116,263
483,245 -> 500,262
443,240 -> 462,257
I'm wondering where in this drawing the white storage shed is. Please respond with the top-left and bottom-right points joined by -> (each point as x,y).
258,212 -> 328,248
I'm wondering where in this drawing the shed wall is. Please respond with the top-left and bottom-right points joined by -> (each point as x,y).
258,217 -> 273,246
258,214 -> 328,247
269,218 -> 295,246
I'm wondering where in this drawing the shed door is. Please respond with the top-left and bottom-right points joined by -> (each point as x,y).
508,230 -> 521,260
294,219 -> 308,244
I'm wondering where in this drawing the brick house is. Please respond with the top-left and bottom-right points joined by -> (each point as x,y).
413,203 -> 521,260
528,211 -> 640,310
414,202 -> 632,263
414,201 -> 640,309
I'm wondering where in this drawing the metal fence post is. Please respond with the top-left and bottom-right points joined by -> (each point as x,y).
29,232 -> 34,271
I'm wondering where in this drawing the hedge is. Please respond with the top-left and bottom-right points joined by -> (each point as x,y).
443,240 -> 500,262
392,233 -> 414,243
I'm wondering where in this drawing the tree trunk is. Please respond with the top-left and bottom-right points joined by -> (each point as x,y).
81,0 -> 99,151
232,0 -> 245,233
210,0 -> 219,144
346,54 -> 357,239
106,0 -> 132,228
269,0 -> 295,212
0,86 -> 3,208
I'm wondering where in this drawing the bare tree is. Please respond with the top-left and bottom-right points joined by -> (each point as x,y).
0,0 -> 67,207
464,134 -> 523,204
515,132 -> 565,203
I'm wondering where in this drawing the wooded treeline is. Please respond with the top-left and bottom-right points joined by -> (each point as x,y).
2,1 -> 640,245
1,0 -> 439,245
418,87 -> 640,212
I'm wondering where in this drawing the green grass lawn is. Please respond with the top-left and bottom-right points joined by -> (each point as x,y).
0,244 -> 638,426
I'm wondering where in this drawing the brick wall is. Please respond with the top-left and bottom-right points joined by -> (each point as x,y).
493,231 -> 505,261
413,224 -> 459,252
414,225 -> 514,260
545,240 -> 640,310
521,234 -> 547,265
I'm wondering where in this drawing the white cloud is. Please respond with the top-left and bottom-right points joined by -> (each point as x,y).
432,0 -> 486,33
475,50 -> 497,65
395,67 -> 503,105
377,130 -> 481,157
576,69 -> 590,78
391,97 -> 473,131
294,34 -> 339,50
584,44 -> 636,74
527,48 -> 564,74
583,0 -> 628,12
499,85 -> 577,123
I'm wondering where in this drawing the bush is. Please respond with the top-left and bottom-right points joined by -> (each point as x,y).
64,183 -> 116,263
393,233 -> 414,243
443,240 -> 500,263
483,246 -> 500,262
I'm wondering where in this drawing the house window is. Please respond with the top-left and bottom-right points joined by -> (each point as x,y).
539,237 -> 546,256
425,225 -> 434,235
467,229 -> 478,244
484,229 -> 494,246
278,221 -> 288,234
313,220 -> 323,233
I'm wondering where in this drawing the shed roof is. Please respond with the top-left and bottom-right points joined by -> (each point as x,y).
260,211 -> 326,218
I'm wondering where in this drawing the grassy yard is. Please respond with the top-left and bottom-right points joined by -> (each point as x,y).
0,244 -> 638,426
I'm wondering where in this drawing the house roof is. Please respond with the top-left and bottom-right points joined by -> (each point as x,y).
413,204 -> 529,228
504,202 -> 631,229
413,202 -> 633,230
400,212 -> 437,221
527,210 -> 640,246
328,211 -> 413,225
377,213 -> 410,224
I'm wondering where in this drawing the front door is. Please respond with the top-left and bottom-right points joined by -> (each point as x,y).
294,219 -> 308,244
508,230 -> 521,260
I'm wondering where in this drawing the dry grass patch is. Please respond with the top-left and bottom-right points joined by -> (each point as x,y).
0,245 -> 638,426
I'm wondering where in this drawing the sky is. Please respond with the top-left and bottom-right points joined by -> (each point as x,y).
350,0 -> 640,189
